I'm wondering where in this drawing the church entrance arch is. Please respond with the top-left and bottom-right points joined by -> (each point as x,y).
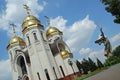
17,56 -> 27,76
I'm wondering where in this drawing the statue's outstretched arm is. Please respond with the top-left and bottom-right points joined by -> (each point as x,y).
100,28 -> 105,39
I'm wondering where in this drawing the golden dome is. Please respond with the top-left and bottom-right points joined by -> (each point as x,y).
7,35 -> 26,50
46,27 -> 63,39
22,15 -> 44,33
61,50 -> 73,59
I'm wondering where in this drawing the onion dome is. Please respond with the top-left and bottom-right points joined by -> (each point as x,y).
46,27 -> 63,39
22,15 -> 44,34
61,50 -> 73,59
7,35 -> 26,50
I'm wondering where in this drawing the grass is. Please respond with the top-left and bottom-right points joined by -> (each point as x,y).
75,67 -> 108,80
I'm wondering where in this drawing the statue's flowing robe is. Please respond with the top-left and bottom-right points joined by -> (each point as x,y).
104,39 -> 112,57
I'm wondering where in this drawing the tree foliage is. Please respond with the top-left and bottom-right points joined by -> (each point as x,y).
97,58 -> 104,69
82,58 -> 90,74
104,45 -> 120,66
76,60 -> 82,73
88,57 -> 97,71
112,45 -> 120,57
101,0 -> 120,23
76,57 -> 105,74
78,58 -> 98,74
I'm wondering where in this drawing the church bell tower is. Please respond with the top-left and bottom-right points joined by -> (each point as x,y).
6,24 -> 29,80
21,5 -> 61,80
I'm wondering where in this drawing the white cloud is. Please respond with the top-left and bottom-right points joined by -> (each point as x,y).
79,48 -> 92,55
50,16 -> 67,31
50,15 -> 96,52
0,0 -> 47,37
0,59 -> 12,80
67,16 -> 96,51
89,49 -> 107,63
110,33 -> 120,46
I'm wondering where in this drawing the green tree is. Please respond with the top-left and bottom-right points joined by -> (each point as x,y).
104,45 -> 120,66
88,57 -> 97,71
101,0 -> 120,23
76,60 -> 82,73
112,45 -> 120,57
82,58 -> 89,74
97,58 -> 104,69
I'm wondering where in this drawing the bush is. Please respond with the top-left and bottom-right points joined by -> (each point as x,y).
104,57 -> 120,66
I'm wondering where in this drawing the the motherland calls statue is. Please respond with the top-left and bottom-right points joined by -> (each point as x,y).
95,27 -> 112,58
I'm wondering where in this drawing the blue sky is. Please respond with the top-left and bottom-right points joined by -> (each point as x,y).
0,0 -> 120,80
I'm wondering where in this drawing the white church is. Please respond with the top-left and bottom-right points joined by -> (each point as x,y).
6,5 -> 80,80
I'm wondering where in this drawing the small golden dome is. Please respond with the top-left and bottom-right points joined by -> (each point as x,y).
7,35 -> 26,50
46,27 -> 63,39
61,50 -> 73,59
22,15 -> 44,33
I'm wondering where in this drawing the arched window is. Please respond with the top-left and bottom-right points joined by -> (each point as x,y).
9,51 -> 13,62
27,36 -> 30,45
41,32 -> 46,41
37,72 -> 41,80
20,57 -> 27,75
33,33 -> 38,41
59,66 -> 65,77
25,53 -> 31,64
44,69 -> 50,80
17,56 -> 27,76
53,67 -> 58,79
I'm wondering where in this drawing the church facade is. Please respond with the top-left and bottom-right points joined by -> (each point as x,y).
7,8 -> 80,80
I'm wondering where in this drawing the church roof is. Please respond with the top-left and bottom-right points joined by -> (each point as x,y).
46,27 -> 63,39
61,50 -> 73,59
22,15 -> 44,34
7,35 -> 26,50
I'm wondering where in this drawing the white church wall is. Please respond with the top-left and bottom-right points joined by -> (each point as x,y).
54,53 -> 68,77
24,27 -> 57,80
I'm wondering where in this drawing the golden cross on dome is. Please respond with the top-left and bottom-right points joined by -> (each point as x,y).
23,4 -> 31,15
44,16 -> 50,26
10,23 -> 17,35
